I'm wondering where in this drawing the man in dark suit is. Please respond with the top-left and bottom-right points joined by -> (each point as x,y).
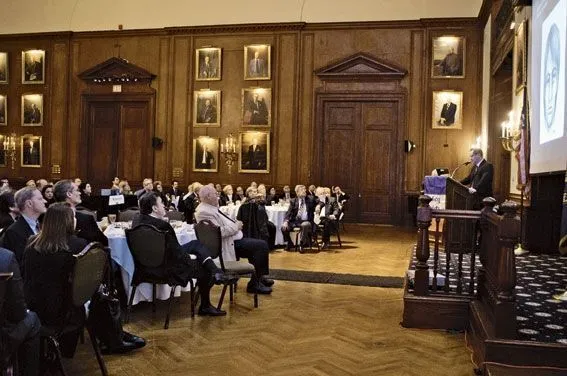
279,185 -> 296,202
22,139 -> 40,166
133,193 -> 234,316
53,179 -> 108,245
248,50 -> 266,78
281,185 -> 317,250
197,99 -> 216,124
195,142 -> 215,170
0,187 -> 46,265
199,55 -> 217,79
460,148 -> 494,209
247,93 -> 268,125
438,100 -> 457,126
315,187 -> 341,249
23,103 -> 41,124
0,248 -> 41,376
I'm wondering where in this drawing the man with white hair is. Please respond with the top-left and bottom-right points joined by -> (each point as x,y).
195,184 -> 273,294
135,178 -> 154,200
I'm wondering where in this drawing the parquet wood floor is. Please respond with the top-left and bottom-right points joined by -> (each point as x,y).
67,225 -> 475,375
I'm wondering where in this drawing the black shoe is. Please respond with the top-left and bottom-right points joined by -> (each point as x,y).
122,331 -> 146,349
260,277 -> 275,287
247,281 -> 272,294
100,340 -> 138,355
213,271 -> 239,285
322,241 -> 331,249
198,305 -> 227,316
285,242 -> 295,251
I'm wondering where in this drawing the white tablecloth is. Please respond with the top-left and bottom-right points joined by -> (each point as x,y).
104,222 -> 197,305
219,203 -> 289,245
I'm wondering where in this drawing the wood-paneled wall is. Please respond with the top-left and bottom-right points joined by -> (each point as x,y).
0,19 -> 482,223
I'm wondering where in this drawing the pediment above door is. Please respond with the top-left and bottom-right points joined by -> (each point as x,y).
315,52 -> 407,82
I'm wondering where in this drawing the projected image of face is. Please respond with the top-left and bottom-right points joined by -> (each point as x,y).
543,24 -> 560,129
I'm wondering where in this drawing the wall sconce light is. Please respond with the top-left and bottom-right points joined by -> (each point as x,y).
403,140 -> 416,153
2,134 -> 17,169
220,133 -> 238,174
501,111 -> 519,152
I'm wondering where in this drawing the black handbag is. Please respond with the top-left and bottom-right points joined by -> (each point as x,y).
88,282 -> 124,350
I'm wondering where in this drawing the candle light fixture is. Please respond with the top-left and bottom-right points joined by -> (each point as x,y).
220,133 -> 238,174
2,133 -> 17,169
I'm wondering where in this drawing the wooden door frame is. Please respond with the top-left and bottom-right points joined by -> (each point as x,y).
313,90 -> 407,224
80,92 -> 156,186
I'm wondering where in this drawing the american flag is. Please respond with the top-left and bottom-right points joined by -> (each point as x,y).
515,86 -> 530,195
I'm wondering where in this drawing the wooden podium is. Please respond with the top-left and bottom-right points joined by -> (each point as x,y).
444,177 -> 478,254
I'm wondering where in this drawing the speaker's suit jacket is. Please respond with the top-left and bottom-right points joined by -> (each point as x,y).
460,159 -> 494,200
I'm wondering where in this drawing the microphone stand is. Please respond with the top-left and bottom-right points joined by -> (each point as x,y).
514,186 -> 529,255
450,162 -> 470,179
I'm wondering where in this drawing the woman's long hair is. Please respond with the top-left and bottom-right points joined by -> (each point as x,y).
28,202 -> 75,254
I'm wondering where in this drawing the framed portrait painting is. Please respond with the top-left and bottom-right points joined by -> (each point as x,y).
514,21 -> 528,94
195,47 -> 221,81
193,136 -> 219,172
0,95 -> 6,126
242,88 -> 271,127
244,44 -> 271,80
0,52 -> 8,84
21,134 -> 42,168
432,91 -> 463,129
21,94 -> 43,126
239,131 -> 270,173
432,36 -> 465,78
22,50 -> 45,84
193,90 -> 221,127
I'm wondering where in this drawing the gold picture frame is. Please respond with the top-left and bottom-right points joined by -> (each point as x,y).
239,131 -> 270,173
195,47 -> 222,81
21,134 -> 42,168
514,21 -> 528,94
432,36 -> 465,78
244,44 -> 271,80
21,50 -> 45,84
432,91 -> 463,129
0,52 -> 8,84
242,87 -> 271,127
193,90 -> 221,127
21,94 -> 43,126
0,95 -> 6,126
192,136 -> 219,172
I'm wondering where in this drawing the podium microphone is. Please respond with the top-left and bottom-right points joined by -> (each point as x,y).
451,161 -> 470,178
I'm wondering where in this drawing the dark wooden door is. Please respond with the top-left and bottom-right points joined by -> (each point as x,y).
85,98 -> 153,188
319,97 -> 403,224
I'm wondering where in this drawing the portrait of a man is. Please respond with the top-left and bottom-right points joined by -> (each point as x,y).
195,48 -> 221,81
22,50 -> 45,84
193,90 -> 221,127
432,91 -> 463,129
539,0 -> 566,144
432,36 -> 465,78
514,21 -> 527,93
21,135 -> 42,167
0,52 -> 8,83
21,94 -> 43,126
239,131 -> 270,173
0,95 -> 6,125
242,88 -> 271,126
244,44 -> 271,80
193,136 -> 219,172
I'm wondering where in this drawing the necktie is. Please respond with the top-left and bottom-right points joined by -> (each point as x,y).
255,59 -> 260,73
202,149 -> 207,164
297,200 -> 306,220
35,221 -> 40,234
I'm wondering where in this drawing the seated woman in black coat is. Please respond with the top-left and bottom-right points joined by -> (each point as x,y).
0,190 -> 18,230
23,202 -> 89,357
237,187 -> 276,250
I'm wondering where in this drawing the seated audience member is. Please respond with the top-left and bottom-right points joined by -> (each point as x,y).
153,180 -> 169,207
168,180 -> 184,199
266,187 -> 278,205
42,184 -> 55,207
0,177 -> 10,192
281,185 -> 317,249
279,185 -> 295,202
182,182 -> 202,224
23,203 -> 90,357
257,184 -> 267,200
1,187 -> 46,265
35,179 -> 48,191
25,180 -> 36,188
78,182 -> 95,210
53,179 -> 108,245
111,177 -> 121,193
133,193 -> 234,316
73,177 -> 82,187
307,184 -> 316,197
0,190 -> 18,230
314,187 -> 340,249
118,180 -> 133,195
250,182 -> 258,189
220,185 -> 235,206
134,178 -> 154,200
214,183 -> 223,195
235,186 -> 245,202
195,185 -> 273,294
238,187 -> 276,250
333,186 -> 349,207
0,247 -> 41,375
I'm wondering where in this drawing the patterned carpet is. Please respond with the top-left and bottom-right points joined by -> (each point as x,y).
407,249 -> 567,344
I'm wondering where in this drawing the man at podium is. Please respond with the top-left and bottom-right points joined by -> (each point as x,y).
460,148 -> 494,209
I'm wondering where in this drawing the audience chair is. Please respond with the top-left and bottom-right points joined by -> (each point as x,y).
314,218 -> 342,248
125,224 -> 197,329
40,242 -> 109,376
194,220 -> 258,309
76,207 -> 97,221
117,208 -> 139,222
165,210 -> 185,222
293,225 -> 320,253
